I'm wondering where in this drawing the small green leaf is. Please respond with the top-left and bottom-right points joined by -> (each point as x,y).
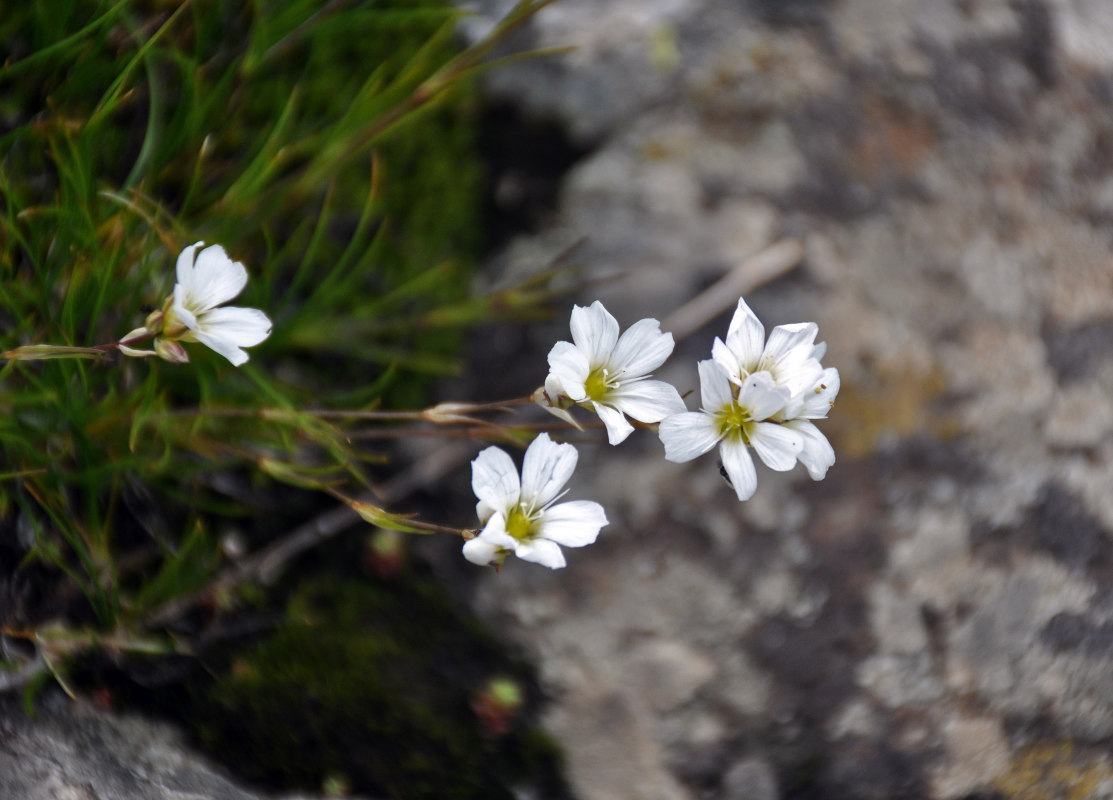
349,501 -> 427,534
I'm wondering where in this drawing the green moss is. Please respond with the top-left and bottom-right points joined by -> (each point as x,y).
191,573 -> 569,799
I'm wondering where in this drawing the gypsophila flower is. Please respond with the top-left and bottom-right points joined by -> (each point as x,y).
544,301 -> 686,445
121,242 -> 272,366
464,433 -> 608,569
659,360 -> 806,501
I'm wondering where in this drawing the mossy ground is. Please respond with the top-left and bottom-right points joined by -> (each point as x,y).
184,571 -> 570,799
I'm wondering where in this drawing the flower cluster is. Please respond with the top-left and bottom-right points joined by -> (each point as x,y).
119,242 -> 272,366
45,240 -> 836,571
486,297 -> 838,570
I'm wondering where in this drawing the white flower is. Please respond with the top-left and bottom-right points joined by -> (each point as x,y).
711,297 -> 826,416
162,242 -> 272,366
659,360 -> 807,502
546,301 -> 686,445
464,433 -> 608,569
704,297 -> 841,482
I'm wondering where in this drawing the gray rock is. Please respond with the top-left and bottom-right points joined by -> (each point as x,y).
456,0 -> 1113,798
721,757 -> 779,800
0,693 -> 352,800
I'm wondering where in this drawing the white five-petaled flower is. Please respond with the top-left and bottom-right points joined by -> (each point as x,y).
148,241 -> 271,366
120,242 -> 272,365
464,433 -> 608,570
545,301 -> 686,445
164,242 -> 272,366
659,360 -> 807,502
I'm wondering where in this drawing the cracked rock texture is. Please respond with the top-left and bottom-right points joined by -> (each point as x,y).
458,1 -> 1113,798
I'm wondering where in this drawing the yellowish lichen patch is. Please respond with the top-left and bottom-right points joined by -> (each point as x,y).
823,365 -> 951,458
996,741 -> 1113,800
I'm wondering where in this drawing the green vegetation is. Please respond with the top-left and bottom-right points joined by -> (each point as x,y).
0,0 -> 572,793
0,0 -> 558,631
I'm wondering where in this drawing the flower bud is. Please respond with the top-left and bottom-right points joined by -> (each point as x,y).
155,339 -> 190,364
472,676 -> 524,736
143,307 -> 165,334
118,327 -> 158,358
422,402 -> 477,424
531,383 -> 582,429
361,529 -> 405,579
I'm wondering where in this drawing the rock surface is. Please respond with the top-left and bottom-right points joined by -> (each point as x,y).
0,692 -> 351,800
458,1 -> 1113,798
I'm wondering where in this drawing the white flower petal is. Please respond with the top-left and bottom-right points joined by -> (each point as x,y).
593,401 -> 636,445
520,433 -> 577,509
537,500 -> 607,547
786,419 -> 835,480
190,333 -> 249,366
537,400 -> 580,428
175,241 -> 204,288
738,371 -> 790,421
698,359 -> 734,413
471,446 -> 521,514
547,340 -> 591,402
726,298 -> 765,367
476,513 -> 518,549
609,317 -> 674,378
801,367 -> 840,419
462,536 -> 500,566
774,355 -> 825,397
189,306 -> 272,366
513,538 -> 566,569
544,371 -> 566,400
720,438 -> 758,501
475,499 -> 496,525
659,412 -> 721,462
185,244 -> 248,313
749,421 -> 804,471
172,285 -> 199,331
608,379 -> 686,423
762,322 -> 818,367
569,301 -> 620,367
195,306 -> 272,347
711,336 -> 745,383
538,373 -> 584,427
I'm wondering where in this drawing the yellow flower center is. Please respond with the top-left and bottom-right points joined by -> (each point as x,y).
583,368 -> 613,402
716,401 -> 752,442
505,507 -> 534,542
